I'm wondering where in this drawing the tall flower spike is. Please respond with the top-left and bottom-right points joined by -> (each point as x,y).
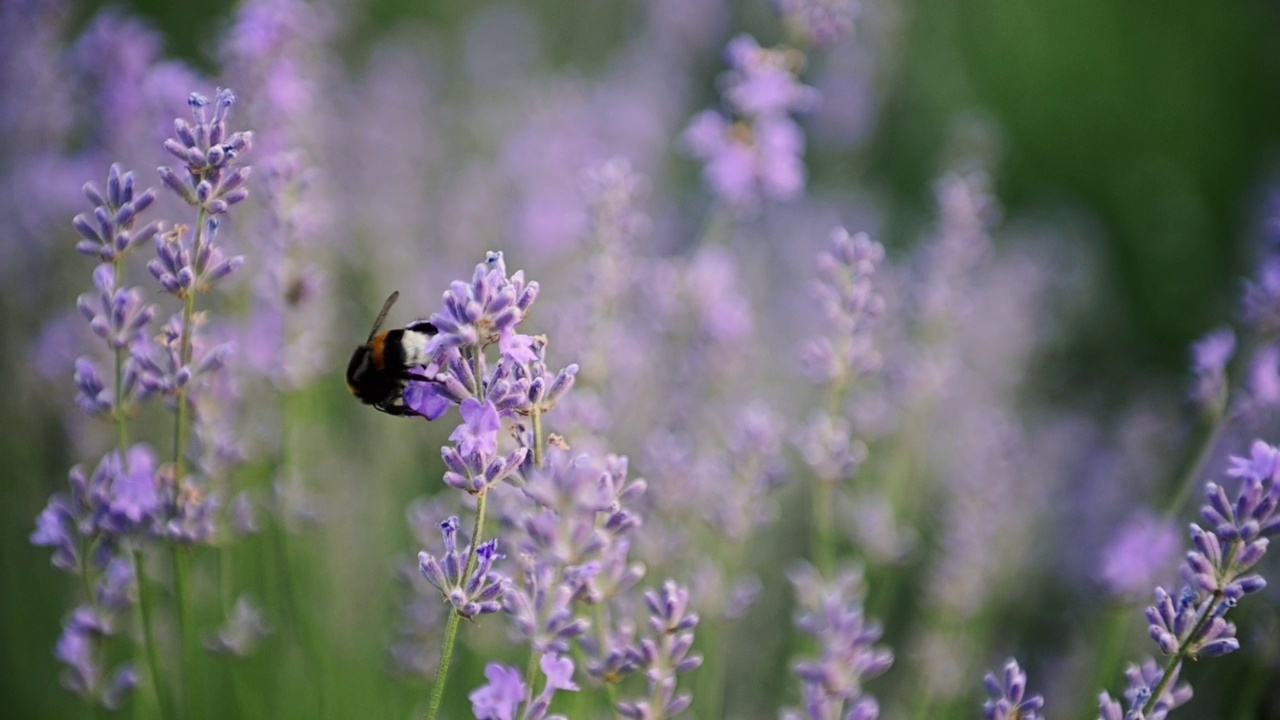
617,580 -> 702,719
159,88 -> 254,214
1106,439 -> 1279,720
785,564 -> 891,720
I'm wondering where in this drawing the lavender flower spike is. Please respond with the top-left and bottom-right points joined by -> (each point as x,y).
1109,439 -> 1278,720
159,87 -> 254,214
785,563 -> 891,720
1097,658 -> 1192,720
618,580 -> 702,720
982,658 -> 1044,720
72,163 -> 159,262
418,517 -> 507,618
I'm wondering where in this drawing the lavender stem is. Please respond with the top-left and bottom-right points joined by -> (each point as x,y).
427,487 -> 491,720
135,549 -> 175,720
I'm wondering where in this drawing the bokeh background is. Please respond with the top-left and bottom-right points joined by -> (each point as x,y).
5,0 -> 1280,718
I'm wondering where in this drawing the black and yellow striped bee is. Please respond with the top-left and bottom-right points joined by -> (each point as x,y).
345,291 -> 438,416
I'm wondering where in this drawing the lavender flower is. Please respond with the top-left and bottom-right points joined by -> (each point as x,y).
72,163 -> 159,262
1098,510 -> 1181,601
54,606 -> 136,707
468,654 -> 581,720
775,0 -> 858,47
617,580 -> 702,720
418,517 -> 508,619
1189,327 -> 1234,417
722,35 -> 820,118
471,663 -> 527,720
683,110 -> 806,209
427,251 -> 539,355
981,658 -> 1044,720
159,88 -> 253,214
1101,439 -> 1279,719
132,313 -> 230,404
1097,659 -> 1191,720
784,564 -> 891,720
801,228 -> 885,388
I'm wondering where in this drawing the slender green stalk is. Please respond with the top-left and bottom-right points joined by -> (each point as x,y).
135,549 -> 176,720
171,548 -> 196,719
1081,607 -> 1132,720
1164,411 -> 1230,517
812,373 -> 850,574
425,608 -> 462,720
166,210 -> 205,719
531,405 -> 545,468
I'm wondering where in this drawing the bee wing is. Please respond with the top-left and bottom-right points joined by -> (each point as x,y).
367,291 -> 400,343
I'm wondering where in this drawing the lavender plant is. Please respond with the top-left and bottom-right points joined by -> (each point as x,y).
32,87 -> 252,719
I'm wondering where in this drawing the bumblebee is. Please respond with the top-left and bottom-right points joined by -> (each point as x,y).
346,291 -> 438,416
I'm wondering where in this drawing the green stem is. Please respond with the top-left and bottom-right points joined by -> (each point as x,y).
171,547 -> 194,719
426,610 -> 462,720
1083,607 -> 1132,720
135,550 -> 176,720
1164,410 -> 1230,517
811,367 -> 852,574
812,479 -> 836,574
532,406 -> 545,468
471,346 -> 484,397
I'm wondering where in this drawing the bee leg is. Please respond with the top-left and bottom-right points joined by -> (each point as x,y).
400,371 -> 437,383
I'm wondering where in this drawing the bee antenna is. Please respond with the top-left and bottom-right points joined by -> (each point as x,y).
368,291 -> 400,342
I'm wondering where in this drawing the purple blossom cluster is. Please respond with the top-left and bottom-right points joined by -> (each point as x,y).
783,564 -> 892,720
394,253 -> 703,720
683,33 -> 819,210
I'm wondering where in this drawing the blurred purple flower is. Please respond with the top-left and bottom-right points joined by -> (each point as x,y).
617,580 -> 702,719
99,444 -> 162,536
31,494 -> 80,573
1226,438 -> 1280,481
683,110 -> 806,210
1098,509 -> 1181,600
775,0 -> 858,46
1190,326 -> 1234,415
470,663 -> 526,720
405,380 -> 453,420
785,564 -> 891,720
540,653 -> 579,692
801,228 -> 885,385
723,35 -> 820,118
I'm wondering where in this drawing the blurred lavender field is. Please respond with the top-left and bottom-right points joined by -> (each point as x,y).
7,0 -> 1280,718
